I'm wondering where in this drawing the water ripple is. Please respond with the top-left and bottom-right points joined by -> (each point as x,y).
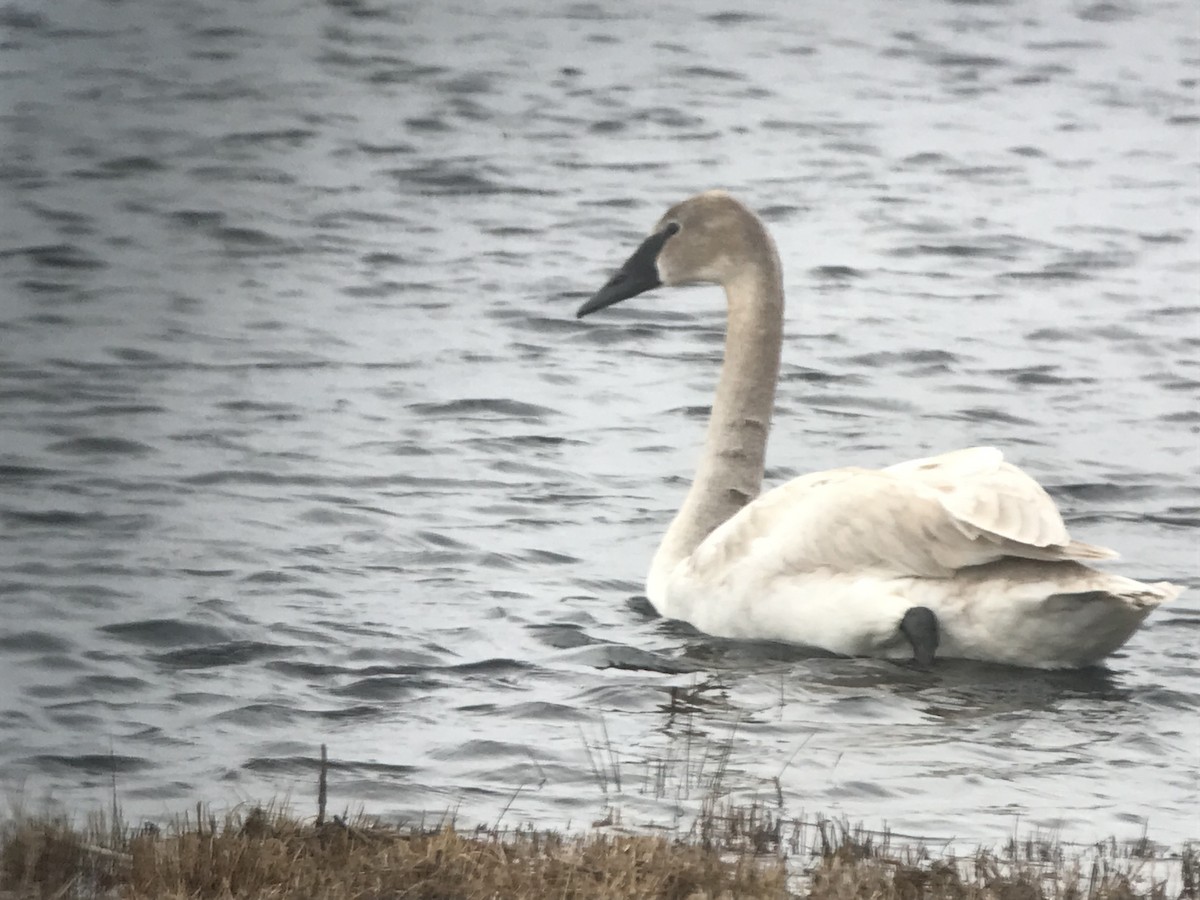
0,0 -> 1194,851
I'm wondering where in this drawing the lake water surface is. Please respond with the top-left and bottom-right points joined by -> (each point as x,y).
1,0 -> 1197,848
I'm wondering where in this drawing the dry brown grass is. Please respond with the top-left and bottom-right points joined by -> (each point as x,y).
3,739 -> 1194,900
2,805 -> 1194,900
804,817 -> 1194,900
0,804 -> 788,899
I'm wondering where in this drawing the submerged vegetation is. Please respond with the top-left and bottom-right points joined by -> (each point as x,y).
3,742 -> 1194,899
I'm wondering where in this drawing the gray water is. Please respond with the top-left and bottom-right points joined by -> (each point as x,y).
1,0 -> 1198,848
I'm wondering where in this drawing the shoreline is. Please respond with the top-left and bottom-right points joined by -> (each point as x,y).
4,759 -> 1194,900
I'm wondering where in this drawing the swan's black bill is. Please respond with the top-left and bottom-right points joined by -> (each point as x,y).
900,606 -> 939,669
576,226 -> 674,318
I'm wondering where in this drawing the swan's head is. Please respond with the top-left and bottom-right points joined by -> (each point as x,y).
576,190 -> 772,318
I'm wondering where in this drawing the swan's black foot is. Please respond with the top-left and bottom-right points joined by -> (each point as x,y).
899,606 -> 939,669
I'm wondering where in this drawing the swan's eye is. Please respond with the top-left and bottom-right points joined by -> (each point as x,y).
664,221 -> 681,236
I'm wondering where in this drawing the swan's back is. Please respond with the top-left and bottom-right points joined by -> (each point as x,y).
681,447 -> 1114,587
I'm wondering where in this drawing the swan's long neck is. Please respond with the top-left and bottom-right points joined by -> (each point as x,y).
648,239 -> 784,603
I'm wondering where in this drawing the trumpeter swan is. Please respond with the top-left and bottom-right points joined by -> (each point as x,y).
575,190 -> 1181,668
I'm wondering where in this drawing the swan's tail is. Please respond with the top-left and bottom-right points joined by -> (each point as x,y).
1054,578 -> 1182,611
1036,576 -> 1182,667
944,562 -> 1182,667
1132,580 -> 1183,608
1048,571 -> 1182,613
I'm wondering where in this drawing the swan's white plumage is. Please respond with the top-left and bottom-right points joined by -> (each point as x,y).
654,445 -> 1180,668
578,190 -> 1182,668
683,446 -> 1100,584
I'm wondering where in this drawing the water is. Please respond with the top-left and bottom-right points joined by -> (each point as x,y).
1,0 -> 1197,848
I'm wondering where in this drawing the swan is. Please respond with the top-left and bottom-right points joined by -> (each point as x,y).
575,190 -> 1181,669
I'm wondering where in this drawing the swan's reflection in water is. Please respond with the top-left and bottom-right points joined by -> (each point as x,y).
573,599 -> 1189,845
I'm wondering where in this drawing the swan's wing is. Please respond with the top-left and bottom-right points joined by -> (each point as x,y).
883,447 -> 1116,560
685,447 -> 1115,584
883,446 -> 1067,548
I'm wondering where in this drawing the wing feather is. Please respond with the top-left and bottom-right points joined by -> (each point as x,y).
684,447 -> 1116,586
884,446 -> 1070,547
